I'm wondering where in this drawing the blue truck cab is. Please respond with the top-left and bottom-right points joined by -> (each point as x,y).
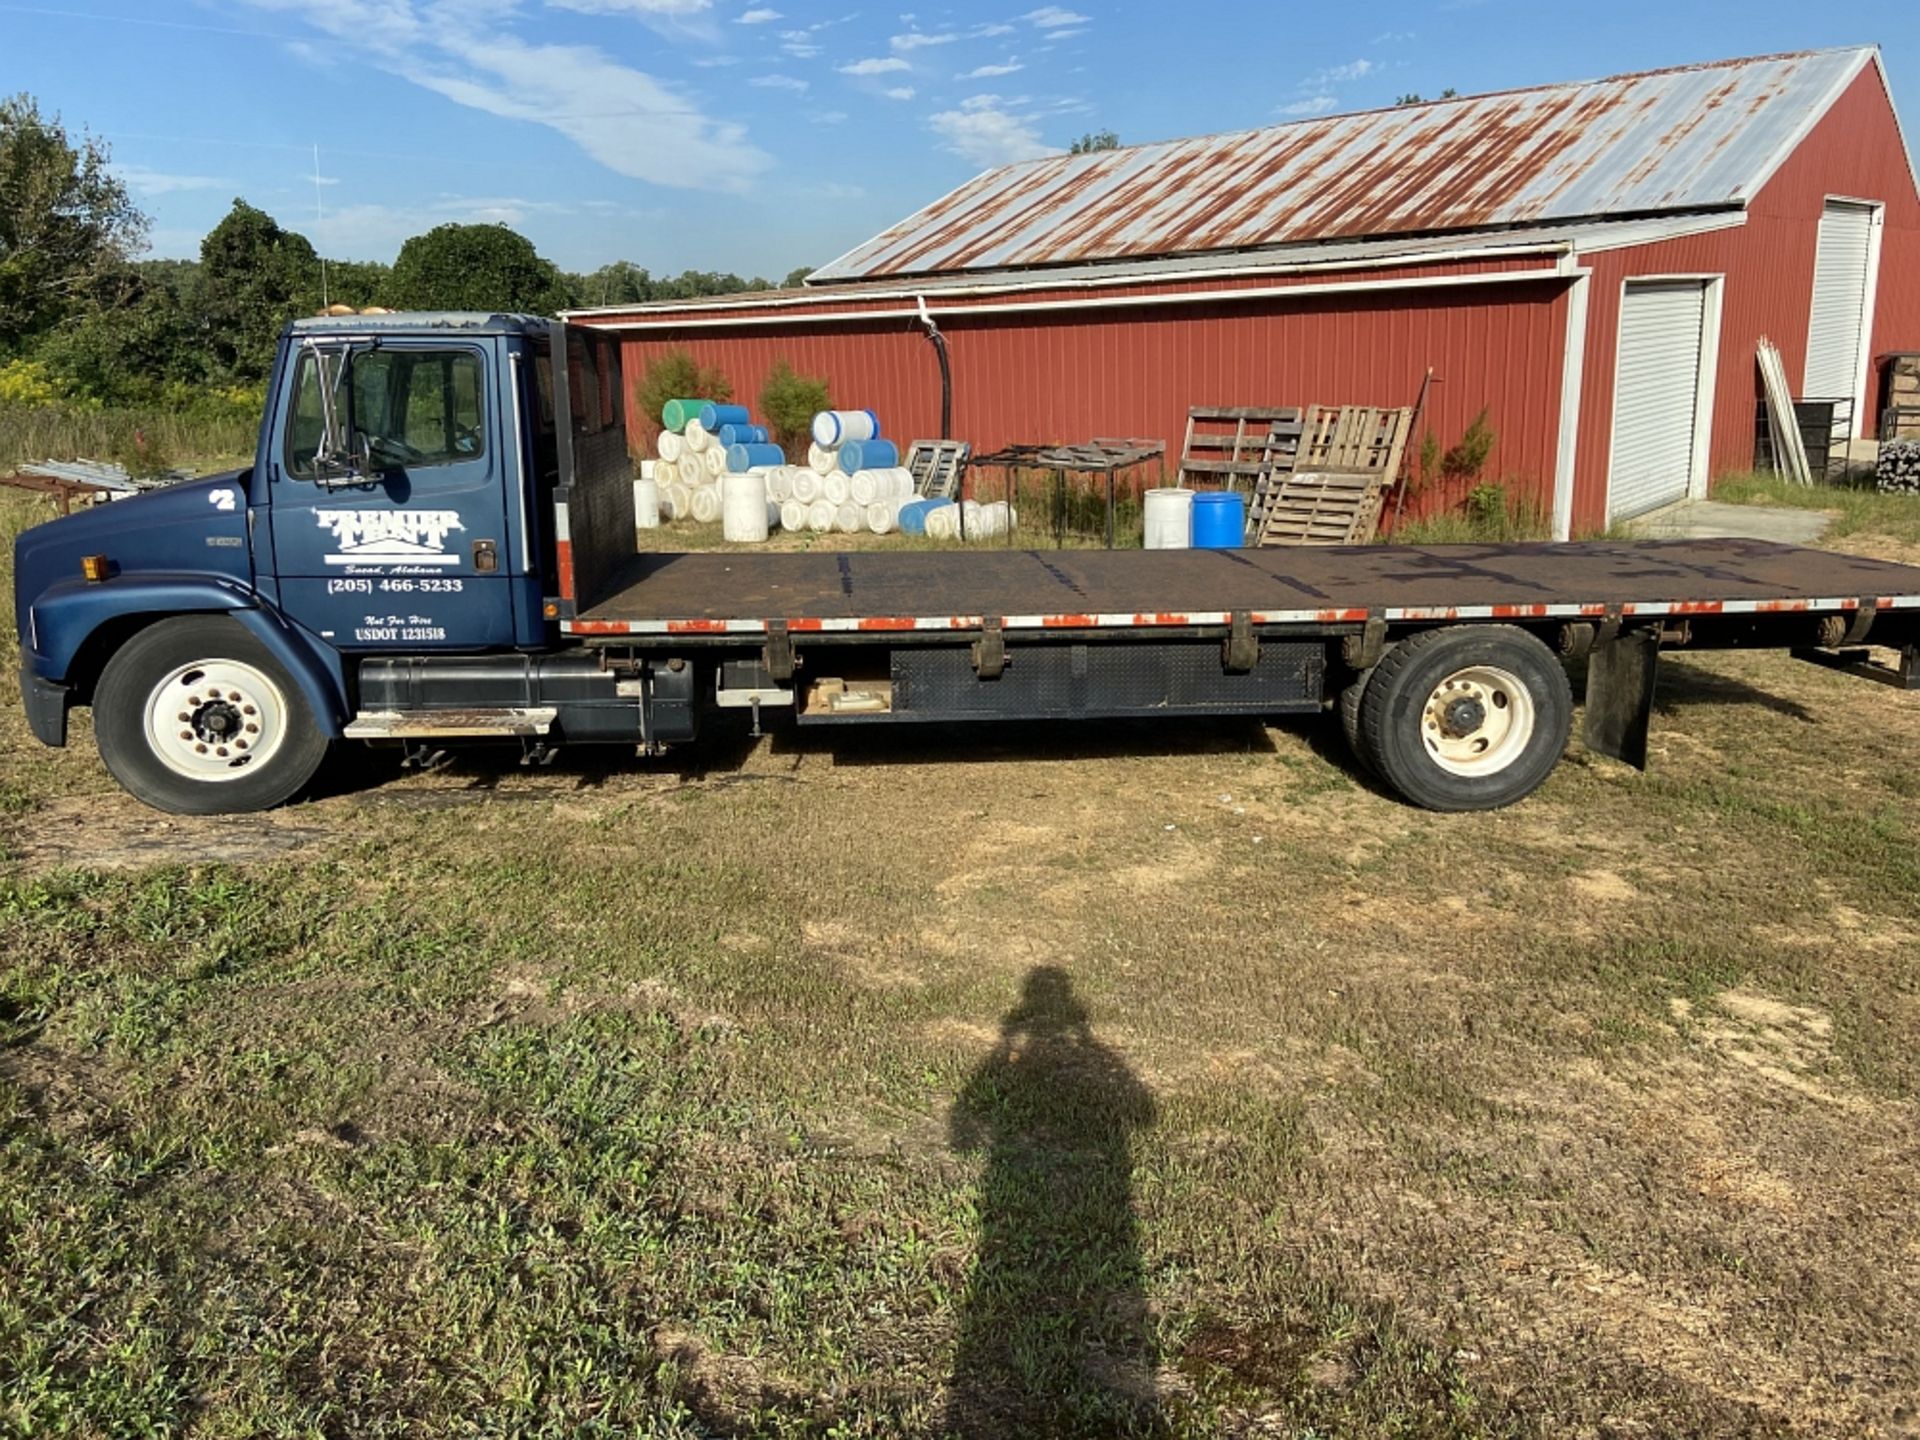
14,312 -> 695,813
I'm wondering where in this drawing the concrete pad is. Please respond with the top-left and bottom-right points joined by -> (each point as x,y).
1627,499 -> 1831,544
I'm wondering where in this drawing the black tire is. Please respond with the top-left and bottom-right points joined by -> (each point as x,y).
1359,625 -> 1571,812
1337,665 -> 1379,776
93,616 -> 328,815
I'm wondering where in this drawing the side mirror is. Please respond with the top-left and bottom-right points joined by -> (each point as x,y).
308,343 -> 372,489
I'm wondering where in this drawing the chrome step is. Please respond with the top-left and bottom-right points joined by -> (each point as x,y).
343,706 -> 558,739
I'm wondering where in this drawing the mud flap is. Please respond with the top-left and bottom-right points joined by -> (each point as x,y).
1583,629 -> 1660,770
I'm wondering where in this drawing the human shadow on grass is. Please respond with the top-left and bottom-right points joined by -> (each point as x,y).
946,966 -> 1165,1438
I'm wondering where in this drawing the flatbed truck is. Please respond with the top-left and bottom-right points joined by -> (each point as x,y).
14,311 -> 1920,816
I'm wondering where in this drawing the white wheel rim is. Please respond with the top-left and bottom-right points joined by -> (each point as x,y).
143,658 -> 289,783
1420,664 -> 1535,777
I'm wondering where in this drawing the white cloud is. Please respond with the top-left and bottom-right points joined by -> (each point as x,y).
1022,5 -> 1087,26
692,54 -> 744,65
1277,94 -> 1336,116
735,5 -> 781,21
236,0 -> 769,192
890,30 -> 953,49
970,21 -> 1015,36
778,30 -> 821,56
548,0 -> 713,14
114,165 -> 232,196
837,55 -> 910,74
962,60 -> 1023,78
1313,58 -> 1375,84
928,97 -> 1060,167
1372,29 -> 1415,42
1042,26 -> 1085,38
883,85 -> 915,99
811,109 -> 849,124
750,72 -> 808,91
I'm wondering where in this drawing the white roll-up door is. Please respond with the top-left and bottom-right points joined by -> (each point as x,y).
1607,280 -> 1708,521
1805,200 -> 1877,422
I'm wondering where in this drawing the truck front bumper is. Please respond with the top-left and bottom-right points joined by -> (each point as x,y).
19,658 -> 69,747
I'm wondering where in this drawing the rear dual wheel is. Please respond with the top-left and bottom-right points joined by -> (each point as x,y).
1345,625 -> 1571,811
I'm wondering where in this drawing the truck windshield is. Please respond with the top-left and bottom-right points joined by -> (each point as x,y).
285,347 -> 486,477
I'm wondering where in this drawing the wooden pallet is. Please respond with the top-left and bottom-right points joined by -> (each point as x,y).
1176,406 -> 1302,493
906,440 -> 969,500
1256,468 -> 1391,546
1251,405 -> 1413,546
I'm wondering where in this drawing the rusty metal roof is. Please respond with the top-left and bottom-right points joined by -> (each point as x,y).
812,47 -> 1880,282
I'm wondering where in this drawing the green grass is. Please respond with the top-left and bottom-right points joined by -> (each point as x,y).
0,402 -> 258,475
5,491 -> 1920,1435
1712,468 -> 1920,543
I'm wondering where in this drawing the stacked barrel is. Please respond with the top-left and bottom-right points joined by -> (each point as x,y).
642,401 -> 1012,542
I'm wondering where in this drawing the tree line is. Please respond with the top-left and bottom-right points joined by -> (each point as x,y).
0,93 -> 807,409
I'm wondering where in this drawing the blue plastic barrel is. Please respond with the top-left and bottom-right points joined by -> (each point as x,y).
838,437 -> 900,473
726,442 -> 785,473
1191,490 -> 1245,549
698,401 -> 751,431
898,498 -> 949,536
716,422 -> 769,447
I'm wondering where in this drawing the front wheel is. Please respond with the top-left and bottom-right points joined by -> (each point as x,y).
1358,625 -> 1571,812
93,616 -> 328,815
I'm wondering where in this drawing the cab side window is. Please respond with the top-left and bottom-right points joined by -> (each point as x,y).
284,348 -> 487,478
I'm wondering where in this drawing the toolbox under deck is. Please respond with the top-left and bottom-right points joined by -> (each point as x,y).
566,540 -> 1920,636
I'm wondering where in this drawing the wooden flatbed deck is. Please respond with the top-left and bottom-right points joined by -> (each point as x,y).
566,540 -> 1920,637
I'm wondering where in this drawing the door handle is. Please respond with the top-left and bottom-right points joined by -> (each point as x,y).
472,538 -> 499,573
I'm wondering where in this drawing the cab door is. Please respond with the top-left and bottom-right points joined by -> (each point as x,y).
268,339 -> 516,650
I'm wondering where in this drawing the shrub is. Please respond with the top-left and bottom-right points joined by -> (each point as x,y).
632,349 -> 732,444
0,359 -> 64,408
1443,409 -> 1496,485
759,360 -> 830,460
1413,409 -> 1497,497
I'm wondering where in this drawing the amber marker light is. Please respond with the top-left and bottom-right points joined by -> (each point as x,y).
80,554 -> 111,582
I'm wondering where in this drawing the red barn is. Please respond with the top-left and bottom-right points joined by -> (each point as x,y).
571,46 -> 1920,538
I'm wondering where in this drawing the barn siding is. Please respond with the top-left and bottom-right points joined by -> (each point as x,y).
610,267 -> 1570,525
1568,63 -> 1920,534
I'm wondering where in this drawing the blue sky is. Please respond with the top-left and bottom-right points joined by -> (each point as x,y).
3,1 -> 1916,278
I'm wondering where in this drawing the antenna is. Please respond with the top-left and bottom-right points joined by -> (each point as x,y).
313,142 -> 330,309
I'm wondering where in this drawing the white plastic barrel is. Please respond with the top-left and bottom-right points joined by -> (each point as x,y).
767,499 -> 783,530
822,471 -> 852,505
657,431 -> 684,464
691,486 -> 722,524
811,409 -> 879,447
1143,487 -> 1194,550
683,418 -> 710,452
883,467 -> 917,499
866,500 -> 898,535
766,467 -> 794,502
807,441 -> 838,475
677,456 -> 704,488
722,473 -> 769,542
702,446 -> 726,478
780,498 -> 808,532
792,468 -> 822,503
977,500 -> 1011,539
925,504 -> 958,540
834,501 -> 865,534
667,484 -> 692,520
633,475 -> 660,530
806,498 -> 836,531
